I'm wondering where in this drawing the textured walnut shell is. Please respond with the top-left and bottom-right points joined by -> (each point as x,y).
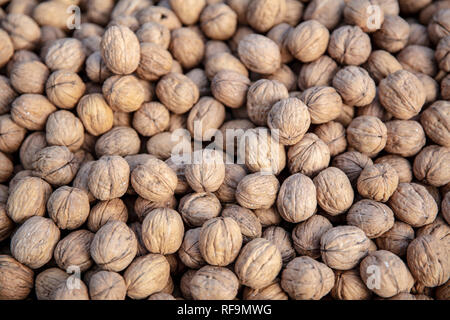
211,71 -> 250,109
178,227 -> 205,269
199,217 -> 242,266
300,86 -> 342,125
420,101 -> 450,147
205,51 -> 248,80
215,164 -> 247,203
262,226 -> 295,265
156,72 -> 199,114
263,64 -> 297,91
298,55 -> 338,91
10,60 -> 49,94
247,0 -> 286,33
77,94 -> 114,136
344,0 -> 385,33
89,271 -> 126,300
436,281 -> 450,300
137,42 -> 173,81
200,3 -> 237,40
360,250 -> 415,298
375,221 -> 414,257
35,268 -> 70,301
243,278 -> 288,300
357,163 -> 399,203
146,131 -> 191,160
398,45 -> 437,77
95,126 -> 141,157
235,238 -> 282,289
148,292 -> 176,300
90,221 -> 137,272
186,68 -> 210,97
314,167 -> 354,216
328,25 -> 371,66
137,5 -> 181,30
51,280 -> 90,300
11,216 -> 60,269
266,23 -> 293,64
222,204 -> 262,243
190,265 -> 239,300
185,149 -> 225,193
102,75 -> 145,112
88,156 -> 130,201
100,25 -> 140,75
384,120 -> 426,157
124,254 -> 170,300
292,215 -> 332,259
373,15 -> 410,53
0,204 -> 14,242
129,222 -> 149,257
132,102 -> 169,137
187,97 -> 225,141
413,72 -> 439,106
253,207 -> 282,228
287,133 -> 330,177
347,116 -> 387,157
47,108 -> 85,150
11,94 -> 57,131
85,52 -> 113,84
54,229 -> 94,272
0,115 -> 26,153
88,198 -> 128,232
365,50 -> 403,84
45,38 -> 86,73
141,208 -> 184,255
236,173 -> 280,210
333,66 -> 376,107
428,8 -> 450,44
379,70 -> 426,120
6,176 -> 52,223
321,226 -> 370,270
238,34 -> 281,75
287,20 -> 330,63
0,76 -> 17,115
170,28 -> 204,69
281,256 -> 334,300
303,0 -> 345,29
0,255 -> 34,300
314,121 -> 347,157
1,13 -> 41,50
413,145 -> 450,187
73,161 -> 95,203
170,0 -> 205,25
332,151 -> 374,185
436,36 -> 450,72
388,182 -> 438,227
347,200 -> 395,239
0,29 -> 13,68
136,22 -> 170,49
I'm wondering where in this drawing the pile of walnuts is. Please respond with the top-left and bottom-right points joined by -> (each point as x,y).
0,0 -> 449,301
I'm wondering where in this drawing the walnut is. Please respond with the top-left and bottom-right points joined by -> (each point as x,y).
77,94 -> 114,136
47,186 -> 89,230
85,52 -> 113,84
298,55 -> 338,91
190,265 -> 239,300
344,0 -> 385,33
35,268 -> 70,301
156,73 -> 200,114
102,75 -> 145,112
428,8 -> 450,44
0,202 -> 13,241
137,5 -> 181,30
374,155 -> 413,183
235,238 -> 282,289
10,60 -> 49,94
91,221 -> 137,272
263,64 -> 297,91
186,68 -> 211,97
45,110 -> 84,152
0,152 -> 12,184
443,74 -> 450,100
238,34 -> 281,75
88,271 -> 126,300
436,36 -> 450,72
379,70 -> 426,120
0,255 -> 34,300
169,28 -> 204,70
413,145 -> 450,187
51,279 -> 90,300
205,52 -> 249,79
408,21 -> 430,46
136,22 -> 170,49
44,38 -> 86,73
331,269 -> 372,300
243,278 -> 288,300
283,0 -> 304,26
148,292 -> 176,300
253,207 -> 282,227
314,121 -> 347,157
374,221 -> 414,257
11,94 -> 57,131
222,204 -> 262,243
347,200 -> 394,239
124,254 -> 170,300
53,229 -> 94,273
300,86 -> 342,125
397,45 -> 437,77
328,25 -> 371,66
95,126 -> 140,157
210,71 -> 250,110
281,256 -> 334,300
415,72 -> 439,105
136,43 -> 172,81
291,215 -> 331,259
88,156 -> 130,201
33,146 -> 79,186
356,96 -> 392,122
384,120 -> 427,157
287,20 -> 330,63
287,133 -> 330,177
356,163 -> 399,203
333,66 -> 376,107
246,0 -> 286,33
1,13 -> 41,50
178,228 -> 205,269
365,50 -> 403,84
214,164 -> 246,203
45,70 -> 86,110
131,102 -> 169,137
187,97 -> 225,141
131,158 -> 177,202
227,0 -> 250,25
420,101 -> 450,147
11,216 -> 60,269
266,23 -> 293,64
0,29 -> 13,68
88,199 -> 128,233
205,40 -> 231,60
169,0 -> 205,25
388,182 -> 438,227
141,208 -> 184,255
146,131 -> 191,160
165,157 -> 191,195
262,226 -> 295,264
134,194 -> 176,221
347,116 -> 387,157
73,161 -> 95,203
198,3 -> 237,40
0,185 -> 8,204
0,76 -> 17,115
185,149 -> 225,193
236,173 -> 280,210
373,15 -> 410,53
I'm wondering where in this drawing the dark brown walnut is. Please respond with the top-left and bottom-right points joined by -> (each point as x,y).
199,217 -> 242,266
347,116 -> 387,157
190,265 -> 239,300
32,146 -> 79,186
211,71 -> 250,109
281,256 -> 335,300
88,156 -> 130,201
187,97 -> 225,141
304,0 -> 345,30
137,42 -> 172,82
262,226 -> 295,265
298,55 -> 338,91
277,173 -> 316,223
0,255 -> 34,300
388,182 -> 438,227
156,73 -> 200,114
11,94 -> 57,131
374,155 -> 413,183
357,163 -> 399,203
95,126 -> 141,157
46,110 -> 85,152
235,238 -> 282,289
11,216 -> 60,269
332,66 -> 376,107
344,0 -> 385,33
266,23 -> 293,64
428,8 -> 450,44
314,167 -> 354,216
54,230 -> 95,272
200,3 -> 237,40
91,221 -> 137,272
436,281 -> 450,300
47,186 -> 90,230
102,75 -> 146,112
328,25 -> 371,66
379,70 -> 426,120
124,254 -> 170,300
321,226 -> 370,270
238,34 -> 281,75
385,120 -> 426,157
243,278 -> 288,300
178,228 -> 205,269
373,15 -> 410,53
236,173 -> 280,210
420,101 -> 450,147
0,204 -> 14,242
360,250 -> 414,298
375,221 -> 414,257
0,115 -> 26,153
132,102 -> 170,137
170,28 -> 204,69
44,38 -> 86,73
246,0 -> 286,33
214,164 -> 247,203
10,60 -> 49,94
6,176 -> 51,223
1,13 -> 41,50
141,208 -> 184,255
88,198 -> 128,232
292,215 -> 332,259
287,20 -> 330,63
314,121 -> 347,157
35,268 -> 70,301
331,269 -> 372,300
0,76 -> 17,115
413,145 -> 450,187
365,50 -> 403,83
89,271 -> 127,300
253,207 -> 282,228
397,45 -> 437,77
222,204 -> 262,243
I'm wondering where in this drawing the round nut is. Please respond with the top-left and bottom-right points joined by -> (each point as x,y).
178,227 -> 205,269
10,60 -> 49,94
0,255 -> 34,300
190,266 -> 239,300
262,226 -> 295,264
298,55 -> 338,91
46,110 -> 85,152
373,15 -> 410,53
95,126 -> 141,157
11,94 -> 57,131
77,94 -> 114,136
332,66 -> 376,107
420,101 -> 450,147
287,20 -> 330,63
156,73 -> 200,114
238,34 -> 281,75
103,75 -> 146,112
314,121 -> 347,157
170,28 -> 204,69
185,149 -> 225,193
35,268 -> 70,301
54,229 -> 94,272
357,163 -> 399,202
200,3 -> 237,40
413,145 -> 450,187
344,0 -> 385,33
137,42 -> 173,81
179,192 -> 221,227
243,279 -> 288,300
187,97 -> 225,141
331,269 -> 372,300
347,116 -> 387,157
236,173 -> 280,210
222,204 -> 262,243
328,25 -> 371,65
89,271 -> 127,300
45,38 -> 86,73
292,215 -> 333,259
375,221 -> 414,257
247,0 -> 286,33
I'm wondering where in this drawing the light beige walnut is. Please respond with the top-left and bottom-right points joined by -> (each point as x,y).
420,101 -> 450,147
33,146 -> 79,186
77,94 -> 114,136
222,204 -> 262,243
357,163 -> 399,202
35,268 -> 70,301
185,149 -> 225,193
156,72 -> 199,114
238,34 -> 281,75
347,116 -> 387,157
328,25 -> 371,65
243,278 -> 288,300
95,126 -> 141,157
236,173 -> 280,210
11,94 -> 57,131
187,97 -> 225,141
178,227 -> 205,269
246,0 -> 286,33
190,266 -> 239,300
303,0 -> 345,30
413,145 -> 450,187
314,121 -> 347,157
87,198 -> 128,232
344,0 -> 385,33
200,3 -> 237,40
0,255 -> 34,300
331,269 -> 372,300
89,271 -> 126,300
298,55 -> 338,91
333,66 -> 376,107
287,20 -> 329,63
262,226 -> 295,265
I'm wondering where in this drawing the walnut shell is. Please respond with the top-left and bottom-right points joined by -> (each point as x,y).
1,13 -> 41,50
211,71 -> 250,109
332,66 -> 376,107
102,75 -> 145,112
95,126 -> 141,157
136,22 -> 170,49
298,55 -> 338,91
0,115 -> 26,153
186,68 -> 210,97
238,34 -> 281,75
146,131 -> 191,160
413,145 -> 450,187
199,217 -> 242,266
89,271 -> 126,300
10,60 -> 49,94
187,97 -> 225,141
11,94 -> 57,131
253,207 -> 282,228
375,155 -> 413,184
300,86 -> 342,125
85,52 -> 113,84
436,36 -> 450,72
243,278 -> 288,300
360,250 -> 415,298
0,29 -> 13,68
365,50 -> 403,84
51,279 -> 90,300
287,20 -> 330,63
54,229 -> 94,272
137,42 -> 173,81
137,6 -> 181,30
236,173 -> 280,210
375,221 -> 414,257
428,8 -> 450,44
46,110 -> 84,152
200,3 -> 237,40
281,256 -> 335,300
205,51 -> 248,80
73,161 -> 95,203
77,94 -> 114,136
0,204 -> 14,242
190,265 -> 239,300
11,216 -> 60,269
328,25 -> 371,66
170,28 -> 204,69
357,163 -> 399,203
132,102 -> 170,137
185,149 -> 225,193
262,226 -> 295,265
235,238 -> 282,289
398,45 -> 437,77
156,72 -> 200,114
266,23 -> 293,64
90,221 -> 137,272
222,204 -> 262,243
0,255 -> 34,300
292,215 -> 332,259
178,227 -> 205,269
45,38 -> 86,73
35,268 -> 70,301
344,0 -> 385,33
246,0 -> 286,33
314,121 -> 347,157
332,151 -> 374,185
373,15 -> 410,53
0,76 -> 17,115
420,101 -> 450,147
303,0 -> 345,30
347,116 -> 387,157
214,164 -> 247,203
33,146 -> 79,186
88,198 -> 128,232
384,120 -> 427,157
